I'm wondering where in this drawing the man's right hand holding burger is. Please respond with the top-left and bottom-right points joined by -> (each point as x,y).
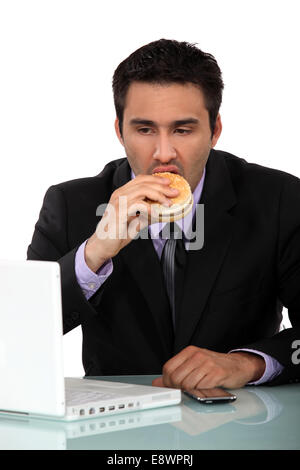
84,174 -> 180,273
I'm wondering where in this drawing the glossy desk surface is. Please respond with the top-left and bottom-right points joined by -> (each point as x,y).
0,375 -> 299,450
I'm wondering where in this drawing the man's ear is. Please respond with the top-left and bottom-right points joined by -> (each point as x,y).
211,114 -> 222,148
114,118 -> 124,146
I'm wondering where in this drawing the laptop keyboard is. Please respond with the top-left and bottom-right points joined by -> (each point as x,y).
66,389 -> 121,406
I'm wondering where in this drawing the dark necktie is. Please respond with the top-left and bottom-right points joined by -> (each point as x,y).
160,222 -> 186,329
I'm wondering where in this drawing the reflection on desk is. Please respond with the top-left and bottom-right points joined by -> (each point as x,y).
175,387 -> 283,436
0,375 -> 299,450
0,405 -> 182,450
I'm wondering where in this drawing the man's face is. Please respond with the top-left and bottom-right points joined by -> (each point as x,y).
115,82 -> 222,192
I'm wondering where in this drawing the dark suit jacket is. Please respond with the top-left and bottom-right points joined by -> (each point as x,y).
27,149 -> 300,385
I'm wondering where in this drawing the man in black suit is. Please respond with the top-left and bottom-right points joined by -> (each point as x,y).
27,39 -> 300,388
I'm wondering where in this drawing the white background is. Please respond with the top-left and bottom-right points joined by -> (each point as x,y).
0,0 -> 298,377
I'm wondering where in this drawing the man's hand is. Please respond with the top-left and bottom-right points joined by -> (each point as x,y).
152,346 -> 266,390
84,174 -> 179,272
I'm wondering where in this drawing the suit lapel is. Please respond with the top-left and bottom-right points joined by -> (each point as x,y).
112,159 -> 174,359
120,235 -> 174,359
174,150 -> 237,353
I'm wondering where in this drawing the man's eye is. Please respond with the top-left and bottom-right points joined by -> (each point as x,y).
138,128 -> 153,134
174,128 -> 190,134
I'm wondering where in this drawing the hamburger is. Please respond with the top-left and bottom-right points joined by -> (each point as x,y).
146,172 -> 193,223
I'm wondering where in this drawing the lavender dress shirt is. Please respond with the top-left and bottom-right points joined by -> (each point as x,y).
75,167 -> 284,384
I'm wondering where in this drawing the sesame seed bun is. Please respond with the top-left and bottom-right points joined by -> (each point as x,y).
146,172 -> 193,223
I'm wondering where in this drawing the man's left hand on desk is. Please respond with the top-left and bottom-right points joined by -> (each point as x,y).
152,346 -> 266,390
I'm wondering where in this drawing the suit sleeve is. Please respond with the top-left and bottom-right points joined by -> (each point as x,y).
242,175 -> 300,385
27,185 -> 106,334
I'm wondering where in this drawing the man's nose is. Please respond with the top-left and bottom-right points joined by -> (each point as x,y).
153,134 -> 176,162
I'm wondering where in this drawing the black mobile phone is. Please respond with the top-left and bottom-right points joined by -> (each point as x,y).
183,388 -> 237,404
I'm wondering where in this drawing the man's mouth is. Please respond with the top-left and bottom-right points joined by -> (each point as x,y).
152,166 -> 180,174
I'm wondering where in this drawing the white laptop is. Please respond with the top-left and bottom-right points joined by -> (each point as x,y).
0,259 -> 181,421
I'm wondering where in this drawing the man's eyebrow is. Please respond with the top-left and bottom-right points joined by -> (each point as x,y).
129,118 -> 156,126
173,118 -> 199,126
129,118 -> 199,126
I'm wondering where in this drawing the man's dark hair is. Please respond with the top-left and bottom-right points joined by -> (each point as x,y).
112,39 -> 224,137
